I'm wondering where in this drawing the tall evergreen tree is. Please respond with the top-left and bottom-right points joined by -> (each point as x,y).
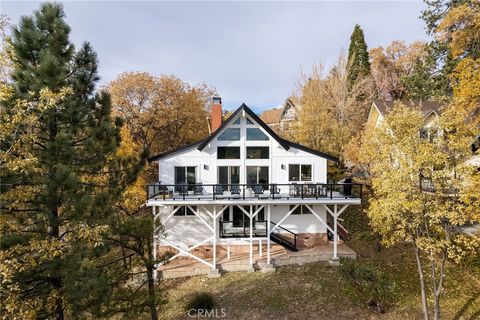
421,0 -> 469,98
0,3 -> 141,318
347,24 -> 371,89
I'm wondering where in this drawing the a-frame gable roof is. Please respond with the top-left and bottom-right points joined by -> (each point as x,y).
148,103 -> 339,162
197,103 -> 291,151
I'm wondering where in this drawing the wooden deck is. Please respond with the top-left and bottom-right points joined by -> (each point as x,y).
157,242 -> 356,279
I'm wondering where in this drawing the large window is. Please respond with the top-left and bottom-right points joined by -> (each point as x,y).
218,128 -> 240,141
246,128 -> 269,141
173,206 -> 197,216
246,166 -> 269,186
289,164 -> 312,182
246,147 -> 269,159
175,166 -> 196,190
218,147 -> 240,159
218,166 -> 240,186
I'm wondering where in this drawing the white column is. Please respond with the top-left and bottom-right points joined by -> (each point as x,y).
213,206 -> 217,270
259,239 -> 262,257
267,205 -> 271,265
227,240 -> 230,260
249,205 -> 253,267
152,206 -> 157,281
333,204 -> 338,259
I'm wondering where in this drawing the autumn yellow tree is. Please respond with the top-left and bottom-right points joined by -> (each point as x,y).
356,101 -> 479,320
296,54 -> 375,161
108,72 -> 212,157
104,72 -> 214,319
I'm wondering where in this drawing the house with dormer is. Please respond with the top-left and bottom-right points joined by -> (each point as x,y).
260,97 -> 301,133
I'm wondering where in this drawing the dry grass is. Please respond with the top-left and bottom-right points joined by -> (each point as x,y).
158,239 -> 480,320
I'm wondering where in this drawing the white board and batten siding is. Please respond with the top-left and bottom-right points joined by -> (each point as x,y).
155,110 -> 329,246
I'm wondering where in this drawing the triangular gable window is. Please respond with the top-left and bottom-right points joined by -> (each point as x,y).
246,118 -> 254,125
232,117 -> 241,125
247,128 -> 269,141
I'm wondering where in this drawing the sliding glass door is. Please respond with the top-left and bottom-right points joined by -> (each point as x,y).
174,166 -> 196,191
218,166 -> 239,190
246,166 -> 269,188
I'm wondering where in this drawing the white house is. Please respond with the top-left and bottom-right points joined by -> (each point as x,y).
146,97 -> 362,278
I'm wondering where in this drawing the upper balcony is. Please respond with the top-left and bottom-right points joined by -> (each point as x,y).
146,182 -> 362,205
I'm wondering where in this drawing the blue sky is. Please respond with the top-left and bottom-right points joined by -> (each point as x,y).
2,1 -> 428,112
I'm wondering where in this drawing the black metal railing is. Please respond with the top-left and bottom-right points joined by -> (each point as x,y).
270,221 -> 297,250
146,182 -> 363,201
219,220 -> 267,238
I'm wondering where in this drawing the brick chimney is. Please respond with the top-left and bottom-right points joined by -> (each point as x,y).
210,96 -> 222,133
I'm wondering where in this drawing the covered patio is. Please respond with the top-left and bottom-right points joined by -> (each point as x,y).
157,242 -> 357,279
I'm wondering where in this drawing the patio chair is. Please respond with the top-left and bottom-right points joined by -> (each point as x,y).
289,183 -> 301,197
270,184 -> 281,198
254,184 -> 264,197
316,183 -> 327,197
230,184 -> 241,198
178,183 -> 188,196
306,184 -> 317,197
220,221 -> 234,237
214,185 -> 224,199
193,183 -> 203,195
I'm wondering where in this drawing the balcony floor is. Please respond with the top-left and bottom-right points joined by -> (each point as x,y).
148,191 -> 361,206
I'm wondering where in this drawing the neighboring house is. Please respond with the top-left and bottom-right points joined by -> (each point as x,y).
146,97 -> 361,278
367,99 -> 479,191
260,97 -> 301,133
367,99 -> 443,129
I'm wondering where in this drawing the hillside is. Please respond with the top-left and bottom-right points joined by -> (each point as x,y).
160,238 -> 480,319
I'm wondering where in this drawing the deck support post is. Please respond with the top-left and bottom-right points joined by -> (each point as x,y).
249,205 -> 254,271
227,240 -> 230,260
259,239 -> 262,257
333,204 -> 338,260
212,206 -> 217,270
267,205 -> 271,265
152,206 -> 157,281
209,205 -> 221,278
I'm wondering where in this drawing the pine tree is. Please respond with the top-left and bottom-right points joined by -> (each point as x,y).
421,0 -> 470,98
0,3 -> 141,318
347,24 -> 371,90
403,57 -> 436,102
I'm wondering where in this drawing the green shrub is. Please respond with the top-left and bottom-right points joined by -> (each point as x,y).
339,257 -> 395,313
185,291 -> 215,312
